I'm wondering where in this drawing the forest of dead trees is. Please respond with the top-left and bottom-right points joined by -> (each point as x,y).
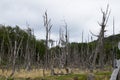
0,5 -> 120,77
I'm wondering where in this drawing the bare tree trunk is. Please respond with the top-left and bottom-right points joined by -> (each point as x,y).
10,41 -> 17,77
50,50 -> 55,75
0,37 -> 5,73
10,35 -> 24,77
25,28 -> 32,71
112,18 -> 117,69
43,11 -> 52,76
64,21 -> 70,74
92,5 -> 110,69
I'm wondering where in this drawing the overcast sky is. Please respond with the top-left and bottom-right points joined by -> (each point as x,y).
0,0 -> 120,42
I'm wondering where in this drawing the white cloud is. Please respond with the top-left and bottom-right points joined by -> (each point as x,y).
0,0 -> 120,42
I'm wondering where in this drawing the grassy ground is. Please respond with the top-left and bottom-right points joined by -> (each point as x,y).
0,69 -> 111,80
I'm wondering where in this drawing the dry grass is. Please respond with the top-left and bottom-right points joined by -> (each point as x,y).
14,69 -> 46,79
0,68 -> 87,79
0,68 -> 111,80
0,69 -> 49,79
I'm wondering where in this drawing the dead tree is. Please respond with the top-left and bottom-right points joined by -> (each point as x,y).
0,27 -> 5,67
112,18 -> 116,69
80,31 -> 84,69
57,27 -> 64,74
10,34 -> 24,77
25,27 -> 32,71
64,21 -> 69,74
58,21 -> 69,74
49,40 -> 55,75
43,11 -> 52,76
92,5 -> 110,69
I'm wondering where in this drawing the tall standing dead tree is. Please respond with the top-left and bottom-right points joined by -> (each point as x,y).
92,5 -> 110,69
43,11 -> 52,76
58,21 -> 69,74
10,30 -> 24,77
25,27 -> 33,71
64,21 -> 69,74
58,27 -> 65,72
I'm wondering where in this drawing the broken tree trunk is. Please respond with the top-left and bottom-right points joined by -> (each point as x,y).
92,5 -> 110,69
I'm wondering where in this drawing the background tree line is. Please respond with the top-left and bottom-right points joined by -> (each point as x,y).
0,24 -> 120,75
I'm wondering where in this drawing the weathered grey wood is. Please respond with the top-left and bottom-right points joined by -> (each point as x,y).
110,60 -> 120,80
117,69 -> 120,80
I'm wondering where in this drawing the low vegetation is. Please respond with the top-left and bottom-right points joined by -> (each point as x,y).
0,69 -> 111,80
